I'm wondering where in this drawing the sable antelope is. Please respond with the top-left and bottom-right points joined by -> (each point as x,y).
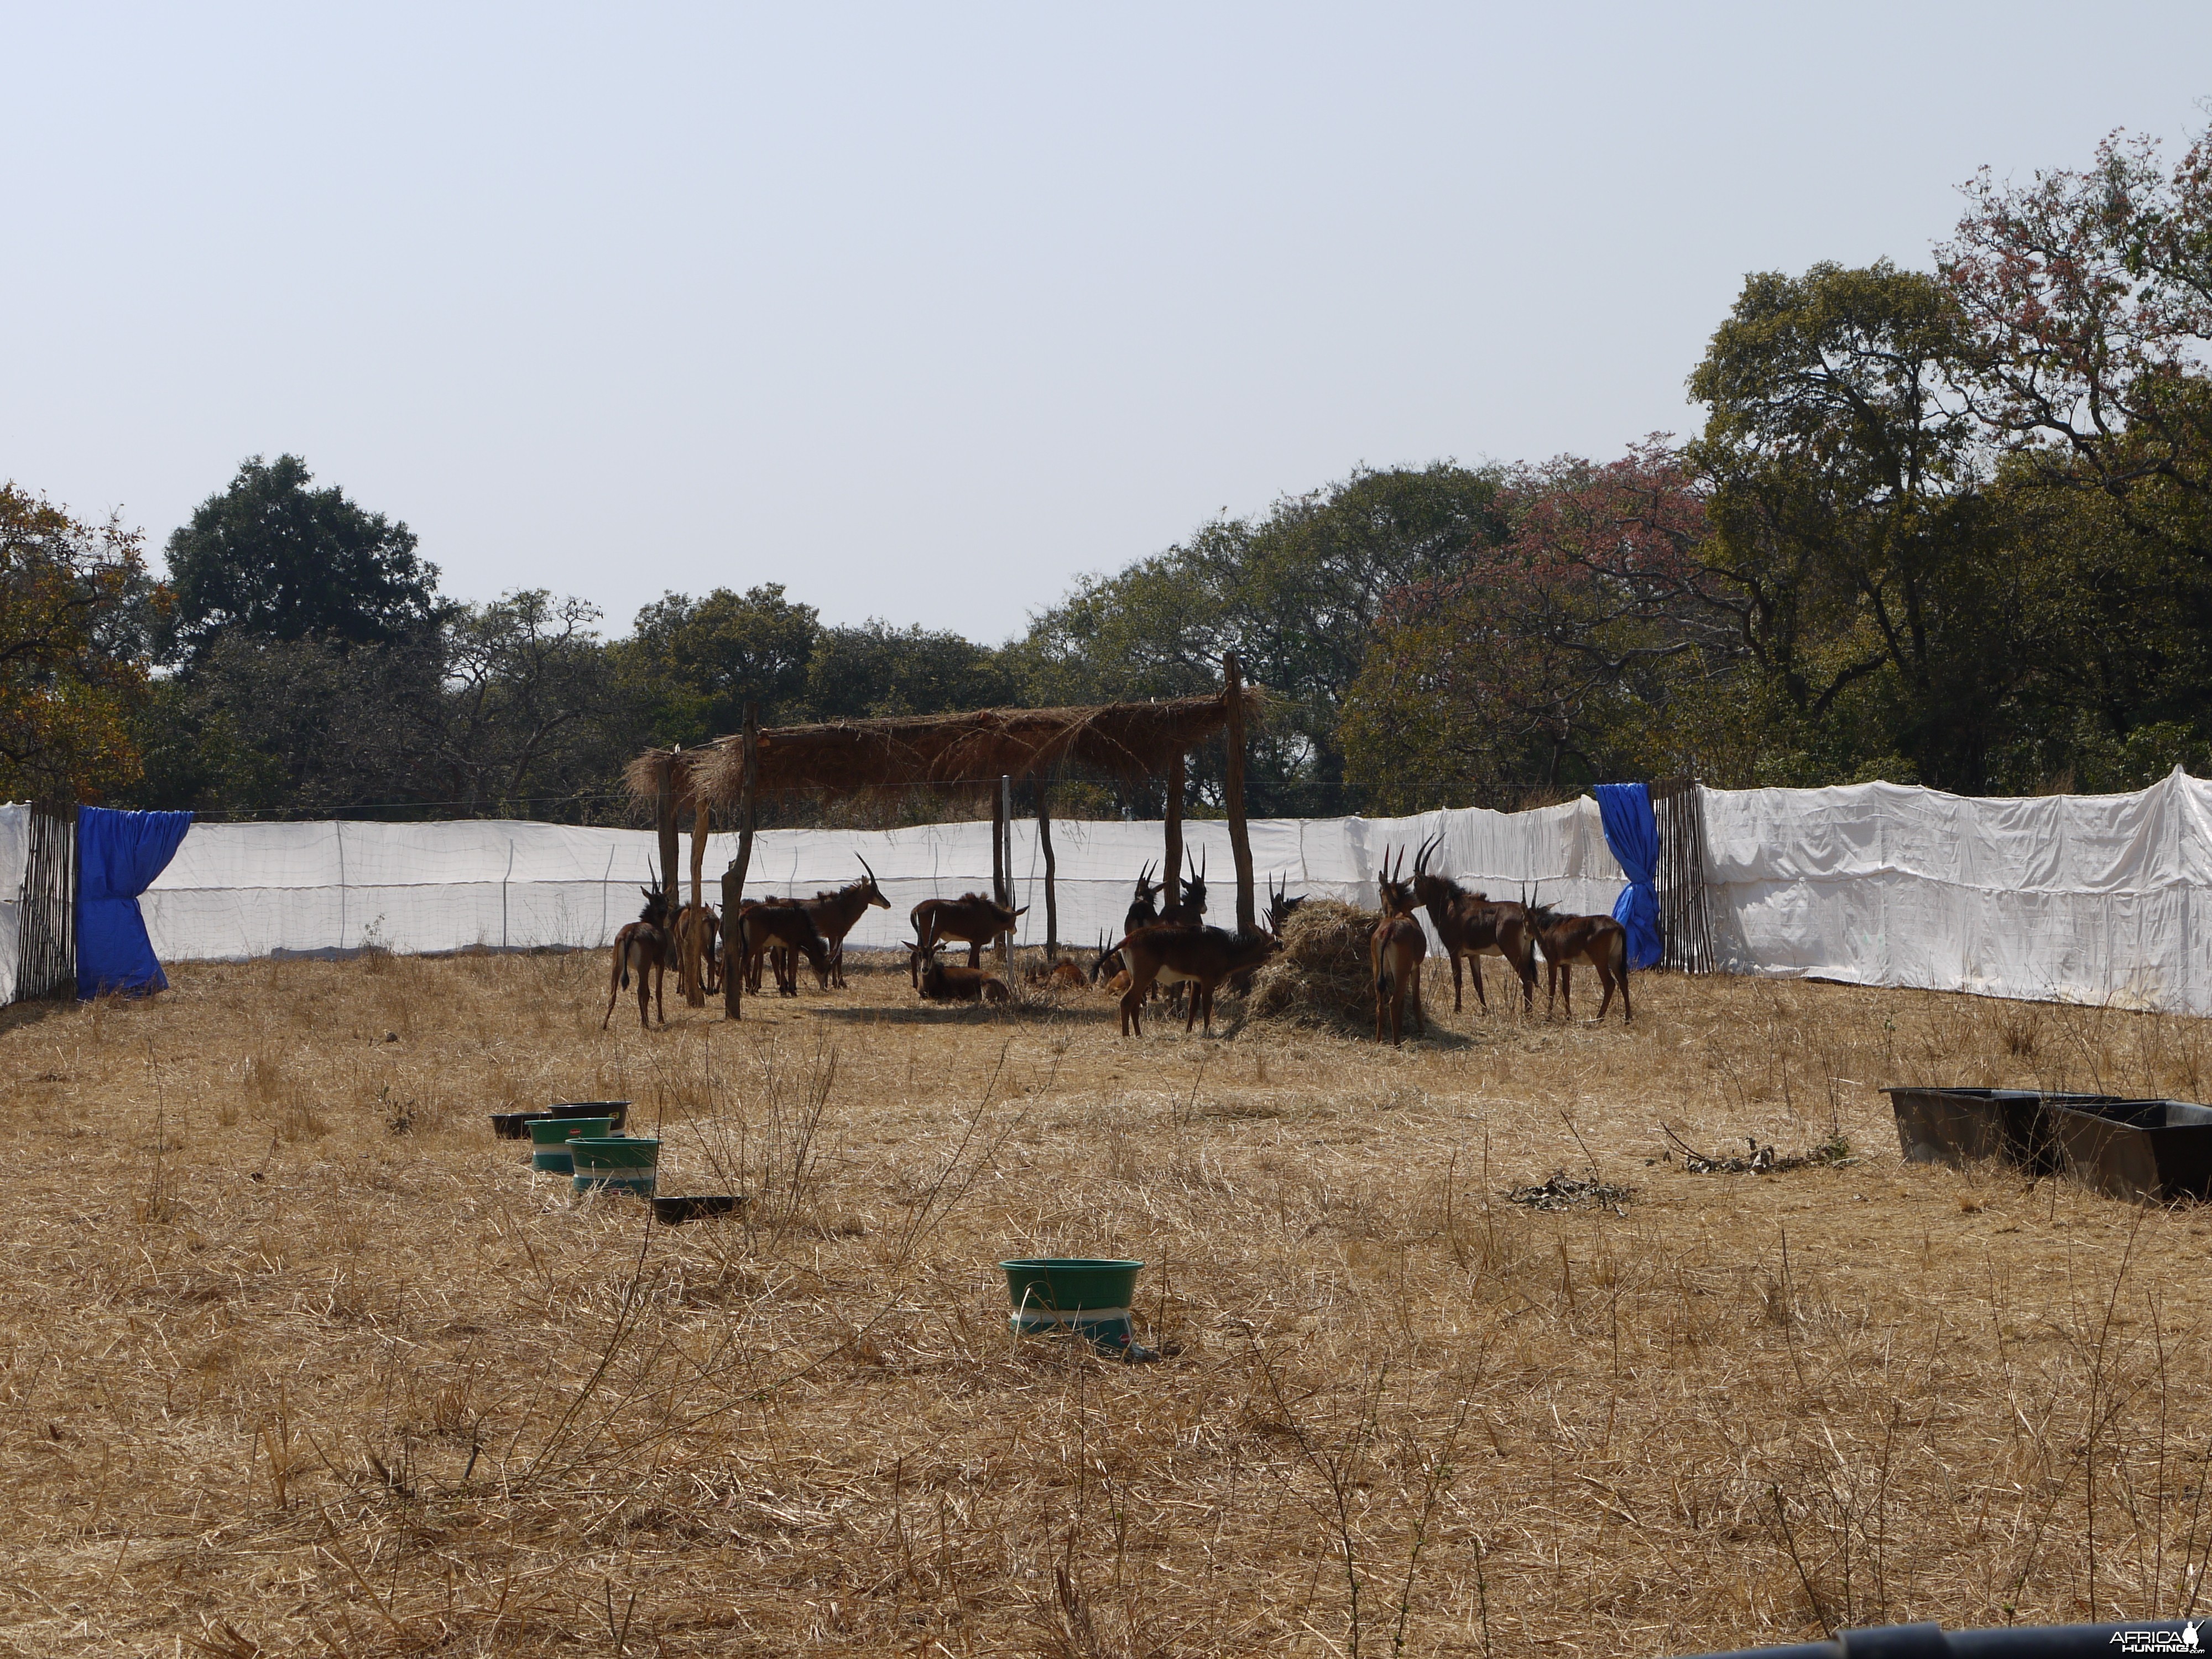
1025,958 -> 1089,992
1124,863 -> 1161,937
799,857 -> 891,988
733,900 -> 832,997
602,888 -> 672,1031
1408,834 -> 1537,1014
1265,874 -> 1305,935
906,942 -> 1010,1004
672,902 -> 721,996
909,893 -> 1026,986
1527,901 -> 1632,1023
1371,849 -> 1427,1045
1159,850 -> 1208,926
1092,923 -> 1280,1037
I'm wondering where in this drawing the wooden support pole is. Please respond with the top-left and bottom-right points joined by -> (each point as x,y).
995,773 -> 1011,972
677,798 -> 713,1007
1163,753 -> 1186,912
656,748 -> 681,909
1037,781 -> 1057,962
1224,651 -> 1256,936
992,779 -> 1006,907
721,705 -> 760,1020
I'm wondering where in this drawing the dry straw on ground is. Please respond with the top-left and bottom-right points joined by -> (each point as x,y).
8,952 -> 2212,1656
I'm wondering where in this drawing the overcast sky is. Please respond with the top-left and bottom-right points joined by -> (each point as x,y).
7,4 -> 2209,642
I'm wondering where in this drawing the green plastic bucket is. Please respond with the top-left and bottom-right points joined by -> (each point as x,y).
1000,1259 -> 1144,1345
529,1116 -> 614,1174
572,1136 -> 659,1196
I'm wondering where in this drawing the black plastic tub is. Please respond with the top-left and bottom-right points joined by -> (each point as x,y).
648,1194 -> 748,1226
490,1099 -> 632,1140
2044,1097 -> 2212,1202
1886,1087 -> 2056,1173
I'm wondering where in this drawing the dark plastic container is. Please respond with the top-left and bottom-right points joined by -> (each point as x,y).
1886,1087 -> 2054,1173
490,1099 -> 631,1139
2043,1098 -> 2212,1203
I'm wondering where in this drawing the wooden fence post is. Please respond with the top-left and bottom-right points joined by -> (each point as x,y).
1163,753 -> 1185,912
1037,781 -> 1057,962
1224,652 -> 1256,935
722,706 -> 760,1020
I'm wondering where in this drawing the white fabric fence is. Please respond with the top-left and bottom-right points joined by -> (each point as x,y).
6,765 -> 2194,1015
134,799 -> 1627,968
1702,766 -> 2212,1014
0,803 -> 25,1006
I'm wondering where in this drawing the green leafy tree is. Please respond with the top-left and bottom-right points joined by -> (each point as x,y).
0,485 -> 157,801
620,585 -> 818,744
1015,463 -> 1506,811
805,620 -> 1014,719
160,455 -> 439,665
1686,261 -> 2045,790
427,592 -> 641,816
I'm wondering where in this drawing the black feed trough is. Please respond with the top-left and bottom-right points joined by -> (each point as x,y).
489,1099 -> 633,1140
649,1194 -> 748,1226
1885,1087 -> 2064,1175
2043,1097 -> 2212,1203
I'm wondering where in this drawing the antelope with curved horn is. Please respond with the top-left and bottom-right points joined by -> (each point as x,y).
1159,849 -> 1208,926
908,893 -> 1027,987
1091,921 -> 1281,1037
1124,863 -> 1161,937
1409,833 -> 1537,1014
1371,847 -> 1426,1045
798,855 -> 891,988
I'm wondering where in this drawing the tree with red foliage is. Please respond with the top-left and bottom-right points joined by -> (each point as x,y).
1940,122 -> 2212,518
1341,444 -> 1741,808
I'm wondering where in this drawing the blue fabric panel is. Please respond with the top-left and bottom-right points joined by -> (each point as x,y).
76,807 -> 194,998
1592,782 -> 1663,970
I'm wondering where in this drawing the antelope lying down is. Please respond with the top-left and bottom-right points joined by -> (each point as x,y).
905,942 -> 1010,1004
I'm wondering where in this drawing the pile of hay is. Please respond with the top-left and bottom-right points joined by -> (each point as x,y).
1244,898 -> 1384,1032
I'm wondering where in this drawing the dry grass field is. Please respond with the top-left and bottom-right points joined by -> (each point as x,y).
8,948 -> 2212,1657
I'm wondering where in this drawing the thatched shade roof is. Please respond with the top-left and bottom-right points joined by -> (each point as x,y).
625,691 -> 1260,812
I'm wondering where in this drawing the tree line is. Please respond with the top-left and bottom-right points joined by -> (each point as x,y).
8,117 -> 2212,821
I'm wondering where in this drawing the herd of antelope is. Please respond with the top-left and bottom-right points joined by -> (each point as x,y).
602,839 -> 1630,1044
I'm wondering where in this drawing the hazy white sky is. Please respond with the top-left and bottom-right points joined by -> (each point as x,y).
7,4 -> 2209,641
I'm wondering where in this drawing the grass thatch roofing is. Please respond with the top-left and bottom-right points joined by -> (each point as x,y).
625,690 -> 1261,812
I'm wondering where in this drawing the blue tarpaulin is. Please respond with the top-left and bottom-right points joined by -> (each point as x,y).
77,807 -> 194,998
1592,782 -> 1663,971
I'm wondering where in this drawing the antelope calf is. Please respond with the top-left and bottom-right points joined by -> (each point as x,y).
1528,903 -> 1631,1023
1371,849 -> 1427,1045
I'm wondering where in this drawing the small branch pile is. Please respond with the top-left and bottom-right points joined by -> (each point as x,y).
1502,1171 -> 1636,1213
1660,1126 -> 1857,1175
1243,899 -> 1383,1034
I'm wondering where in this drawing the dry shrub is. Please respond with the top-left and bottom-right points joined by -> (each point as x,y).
1245,898 -> 1383,1033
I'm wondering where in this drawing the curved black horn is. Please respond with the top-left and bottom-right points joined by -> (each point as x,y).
857,853 -> 879,886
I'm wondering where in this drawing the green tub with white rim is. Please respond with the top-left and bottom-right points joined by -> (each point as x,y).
529,1115 -> 614,1174
571,1135 -> 659,1197
1000,1258 -> 1145,1346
